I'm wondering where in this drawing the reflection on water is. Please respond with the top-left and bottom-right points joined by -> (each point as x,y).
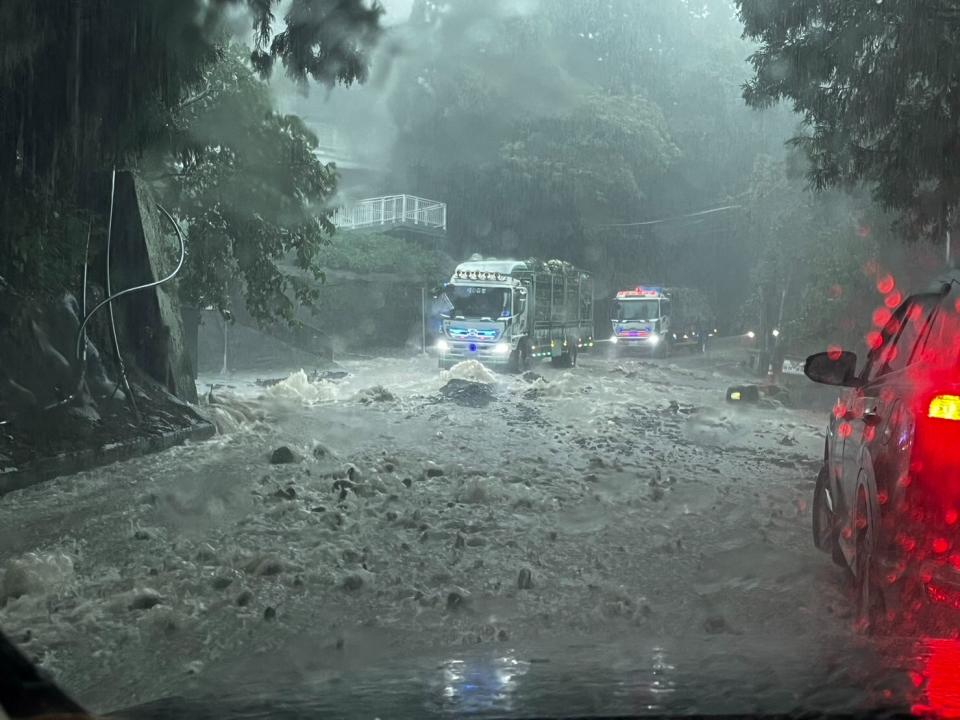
434,645 -> 680,717
909,639 -> 960,718
438,651 -> 529,714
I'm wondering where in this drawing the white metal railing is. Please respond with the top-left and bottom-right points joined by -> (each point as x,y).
333,194 -> 447,233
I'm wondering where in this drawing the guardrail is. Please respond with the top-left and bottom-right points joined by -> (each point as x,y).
333,194 -> 447,233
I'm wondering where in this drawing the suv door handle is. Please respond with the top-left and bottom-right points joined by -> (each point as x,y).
863,409 -> 882,427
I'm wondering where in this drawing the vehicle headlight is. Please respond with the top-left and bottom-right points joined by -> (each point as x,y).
610,335 -> 618,344
746,330 -> 756,339
648,333 -> 660,346
436,339 -> 449,352
494,342 -> 512,354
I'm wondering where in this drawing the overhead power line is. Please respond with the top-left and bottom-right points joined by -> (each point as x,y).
594,203 -> 743,228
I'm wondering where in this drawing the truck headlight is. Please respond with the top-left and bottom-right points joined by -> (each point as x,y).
648,333 -> 660,346
494,342 -> 511,354
609,335 -> 618,344
435,339 -> 449,352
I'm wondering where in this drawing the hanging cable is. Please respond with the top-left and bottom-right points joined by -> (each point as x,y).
104,169 -> 139,420
33,203 -> 186,418
73,203 -> 186,362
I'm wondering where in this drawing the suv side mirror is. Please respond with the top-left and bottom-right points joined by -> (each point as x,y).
804,351 -> 861,387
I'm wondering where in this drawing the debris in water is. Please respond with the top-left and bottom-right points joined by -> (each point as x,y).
343,574 -> 364,591
263,606 -> 277,621
245,557 -> 284,576
446,591 -> 466,610
269,446 -> 300,464
726,385 -> 760,403
439,379 -> 495,407
358,385 -> 396,404
255,377 -> 285,388
0,552 -> 74,601
129,589 -> 163,611
310,370 -> 349,382
443,360 -> 498,384
236,590 -> 253,607
518,568 -> 534,590
704,614 -> 735,634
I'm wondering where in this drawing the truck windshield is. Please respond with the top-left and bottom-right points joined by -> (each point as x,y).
613,299 -> 660,321
448,285 -> 511,319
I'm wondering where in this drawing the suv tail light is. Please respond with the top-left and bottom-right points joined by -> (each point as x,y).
929,394 -> 960,422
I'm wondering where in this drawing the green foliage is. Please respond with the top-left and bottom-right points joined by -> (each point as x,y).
737,153 -> 884,352
501,94 -> 680,220
315,232 -> 447,279
0,0 -> 382,194
0,1 -> 381,313
737,0 -> 960,238
389,0 -> 795,325
0,190 -> 90,298
159,47 -> 337,327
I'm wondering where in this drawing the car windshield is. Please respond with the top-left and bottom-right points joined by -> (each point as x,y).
613,299 -> 660,321
447,285 -> 511,319
5,1 -> 959,719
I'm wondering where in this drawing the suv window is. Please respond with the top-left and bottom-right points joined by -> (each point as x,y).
862,294 -> 940,381
916,295 -> 960,367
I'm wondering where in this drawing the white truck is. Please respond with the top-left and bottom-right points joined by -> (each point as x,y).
435,258 -> 594,371
609,285 -> 713,357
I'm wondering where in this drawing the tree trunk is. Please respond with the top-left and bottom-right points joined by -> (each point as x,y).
73,0 -> 82,177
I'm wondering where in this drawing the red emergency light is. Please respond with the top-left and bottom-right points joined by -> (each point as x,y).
616,286 -> 662,298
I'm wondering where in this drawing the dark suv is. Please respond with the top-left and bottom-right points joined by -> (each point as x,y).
805,276 -> 960,632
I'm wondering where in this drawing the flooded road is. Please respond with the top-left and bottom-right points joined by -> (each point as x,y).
0,348 -> 934,715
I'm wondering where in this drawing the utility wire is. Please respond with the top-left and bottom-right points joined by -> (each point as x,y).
594,203 -> 743,229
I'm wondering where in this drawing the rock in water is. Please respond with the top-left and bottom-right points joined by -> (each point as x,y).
270,446 -> 300,464
446,591 -> 465,610
518,568 -> 534,590
439,379 -> 495,408
358,385 -> 396,404
129,589 -> 163,610
343,574 -> 364,592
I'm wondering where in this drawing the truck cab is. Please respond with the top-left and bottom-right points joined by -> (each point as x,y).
435,259 -> 593,371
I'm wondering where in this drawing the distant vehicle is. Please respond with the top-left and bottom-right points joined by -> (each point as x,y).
435,258 -> 594,371
805,275 -> 960,632
609,286 -> 713,357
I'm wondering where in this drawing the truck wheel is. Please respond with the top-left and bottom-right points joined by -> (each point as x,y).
553,338 -> 578,368
510,340 -> 532,373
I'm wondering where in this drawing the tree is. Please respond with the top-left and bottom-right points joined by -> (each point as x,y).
157,47 -> 337,326
737,0 -> 960,240
0,0 -> 382,194
0,0 -> 382,300
387,0 -> 797,323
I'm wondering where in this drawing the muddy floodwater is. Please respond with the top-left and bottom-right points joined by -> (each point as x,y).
0,348 -> 931,715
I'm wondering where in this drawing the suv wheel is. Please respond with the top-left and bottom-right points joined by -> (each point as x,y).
854,488 -> 887,634
812,465 -> 845,567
